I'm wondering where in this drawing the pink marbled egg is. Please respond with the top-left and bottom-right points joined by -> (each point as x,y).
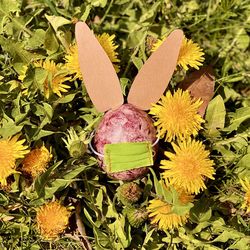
94,104 -> 157,180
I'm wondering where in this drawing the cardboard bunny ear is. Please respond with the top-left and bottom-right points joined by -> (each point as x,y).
127,30 -> 184,110
75,22 -> 123,112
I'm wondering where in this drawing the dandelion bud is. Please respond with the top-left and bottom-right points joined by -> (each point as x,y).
123,206 -> 148,228
69,140 -> 87,158
63,128 -> 88,159
117,182 -> 142,205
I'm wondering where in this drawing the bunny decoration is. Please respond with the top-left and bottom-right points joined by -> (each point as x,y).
75,22 -> 213,181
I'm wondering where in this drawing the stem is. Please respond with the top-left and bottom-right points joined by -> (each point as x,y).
122,32 -> 148,77
0,9 -> 33,36
122,1 -> 162,77
44,0 -> 58,15
65,234 -> 87,249
223,16 -> 250,54
214,131 -> 250,146
99,0 -> 114,25
83,115 -> 102,132
76,202 -> 92,250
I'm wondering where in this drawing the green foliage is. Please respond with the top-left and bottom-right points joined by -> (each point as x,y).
0,0 -> 250,249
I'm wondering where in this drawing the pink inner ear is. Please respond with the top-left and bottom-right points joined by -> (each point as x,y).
127,30 -> 184,110
75,22 -> 123,112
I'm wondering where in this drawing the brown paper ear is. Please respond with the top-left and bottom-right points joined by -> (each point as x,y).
127,30 -> 184,110
179,66 -> 215,117
75,22 -> 124,112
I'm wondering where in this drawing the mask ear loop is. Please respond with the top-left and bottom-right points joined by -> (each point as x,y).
88,132 -> 104,158
152,136 -> 160,147
88,131 -> 160,158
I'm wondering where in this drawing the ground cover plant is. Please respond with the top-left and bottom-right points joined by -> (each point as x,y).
0,0 -> 250,249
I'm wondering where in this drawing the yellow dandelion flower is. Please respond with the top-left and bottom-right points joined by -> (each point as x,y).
7,80 -> 19,91
152,36 -> 204,70
64,45 -> 83,80
147,190 -> 193,230
0,135 -> 29,185
35,60 -> 71,98
6,65 -> 29,94
36,201 -> 70,240
161,138 -> 215,194
240,178 -> 250,213
21,146 -> 52,178
64,33 -> 120,80
149,89 -> 204,142
178,37 -> 205,70
96,33 -> 120,73
151,39 -> 163,52
176,188 -> 194,204
18,65 -> 28,82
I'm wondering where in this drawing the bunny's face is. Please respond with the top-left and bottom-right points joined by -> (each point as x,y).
75,22 -> 183,180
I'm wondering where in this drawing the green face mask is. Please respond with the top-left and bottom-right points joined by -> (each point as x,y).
104,141 -> 154,173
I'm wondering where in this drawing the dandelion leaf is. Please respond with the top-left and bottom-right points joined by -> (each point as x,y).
205,95 -> 226,137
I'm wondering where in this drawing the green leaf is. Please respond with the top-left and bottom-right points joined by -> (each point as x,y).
0,0 -> 20,14
235,29 -> 249,50
108,215 -> 131,248
0,193 -> 8,206
226,75 -> 244,83
0,114 -> 23,138
105,195 -> 118,219
237,154 -> 250,169
0,36 -> 38,63
88,0 -> 107,8
44,25 -> 59,54
223,86 -> 241,102
139,2 -> 160,23
212,229 -> 243,243
84,208 -> 100,228
92,226 -> 110,249
190,221 -> 211,234
235,154 -> 250,178
27,29 -> 46,49
228,237 -> 250,249
149,168 -> 172,203
31,129 -> 55,141
161,188 -> 173,204
45,15 -> 71,32
34,67 -> 48,92
127,28 -> 145,48
56,93 -> 77,104
205,95 -> 226,136
30,245 -> 41,250
0,0 -> 21,33
190,198 -> 212,223
171,202 -> 194,216
44,164 -> 89,199
95,188 -> 104,211
11,94 -> 30,124
34,161 -> 63,198
224,107 -> 250,132
42,103 -> 53,127
131,55 -> 143,70
80,5 -> 92,21
142,228 -> 155,246
149,168 -> 163,197
120,78 -> 130,95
